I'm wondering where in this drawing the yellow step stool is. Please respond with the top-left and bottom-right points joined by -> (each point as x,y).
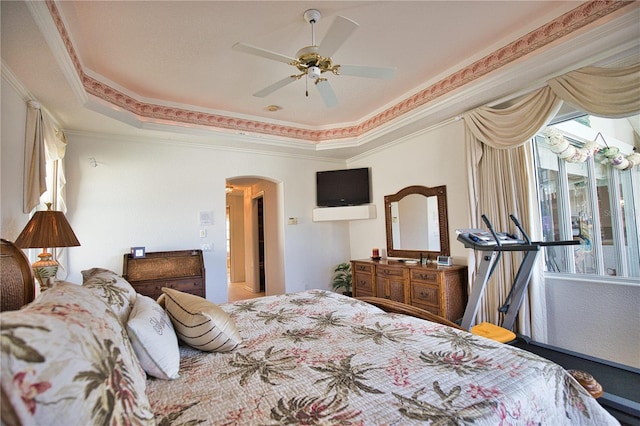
471,322 -> 516,343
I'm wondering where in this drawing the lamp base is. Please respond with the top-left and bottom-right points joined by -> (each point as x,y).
32,252 -> 59,292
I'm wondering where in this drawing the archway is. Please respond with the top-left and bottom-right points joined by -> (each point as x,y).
225,176 -> 284,299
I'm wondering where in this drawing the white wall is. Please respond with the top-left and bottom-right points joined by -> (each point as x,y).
347,120 -> 470,263
546,276 -> 640,368
61,132 -> 352,303
1,78 -> 30,239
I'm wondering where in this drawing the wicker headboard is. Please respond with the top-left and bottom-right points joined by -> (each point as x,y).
1,239 -> 36,311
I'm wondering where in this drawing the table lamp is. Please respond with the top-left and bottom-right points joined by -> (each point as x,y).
14,203 -> 80,291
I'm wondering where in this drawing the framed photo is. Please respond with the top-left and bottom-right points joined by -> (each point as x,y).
131,246 -> 146,259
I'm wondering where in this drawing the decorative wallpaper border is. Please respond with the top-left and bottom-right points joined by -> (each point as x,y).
45,1 -> 631,143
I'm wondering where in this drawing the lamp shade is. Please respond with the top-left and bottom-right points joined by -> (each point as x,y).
15,208 -> 80,249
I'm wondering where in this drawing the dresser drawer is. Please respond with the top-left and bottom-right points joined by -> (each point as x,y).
353,262 -> 373,274
132,278 -> 205,300
410,269 -> 439,284
410,282 -> 440,309
377,266 -> 405,279
353,273 -> 374,296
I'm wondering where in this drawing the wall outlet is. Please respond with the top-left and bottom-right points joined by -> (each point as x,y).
200,243 -> 212,251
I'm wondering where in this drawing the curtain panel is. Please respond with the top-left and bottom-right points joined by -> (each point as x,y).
463,87 -> 562,339
463,63 -> 640,341
23,101 -> 47,214
23,101 -> 69,215
22,100 -> 71,279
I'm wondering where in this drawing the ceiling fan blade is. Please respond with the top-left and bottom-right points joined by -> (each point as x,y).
233,42 -> 296,64
316,79 -> 338,108
337,64 -> 396,79
253,75 -> 298,98
318,15 -> 359,57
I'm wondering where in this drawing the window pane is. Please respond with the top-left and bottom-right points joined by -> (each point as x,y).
566,161 -> 596,274
536,138 -> 570,272
595,160 -> 616,275
621,171 -> 640,277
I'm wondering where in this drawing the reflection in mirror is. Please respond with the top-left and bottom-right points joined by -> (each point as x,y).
385,185 -> 449,259
390,194 -> 440,251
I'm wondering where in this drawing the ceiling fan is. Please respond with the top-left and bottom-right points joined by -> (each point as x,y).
233,9 -> 396,108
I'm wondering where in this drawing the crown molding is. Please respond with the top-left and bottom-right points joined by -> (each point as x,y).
35,0 -> 639,148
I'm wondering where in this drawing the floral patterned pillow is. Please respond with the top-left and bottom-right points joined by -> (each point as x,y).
0,283 -> 154,425
82,267 -> 137,324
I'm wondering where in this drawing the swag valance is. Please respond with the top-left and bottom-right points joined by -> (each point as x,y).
462,63 -> 640,340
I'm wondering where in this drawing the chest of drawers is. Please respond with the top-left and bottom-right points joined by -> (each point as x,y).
352,259 -> 467,322
123,249 -> 205,300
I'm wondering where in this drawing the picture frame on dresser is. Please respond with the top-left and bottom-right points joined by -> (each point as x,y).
131,246 -> 146,259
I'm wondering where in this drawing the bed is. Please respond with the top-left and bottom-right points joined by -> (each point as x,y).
1,265 -> 617,425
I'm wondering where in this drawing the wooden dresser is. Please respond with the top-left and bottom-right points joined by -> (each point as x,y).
351,259 -> 467,322
123,249 -> 205,300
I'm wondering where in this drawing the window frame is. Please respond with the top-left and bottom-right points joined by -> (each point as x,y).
533,118 -> 640,279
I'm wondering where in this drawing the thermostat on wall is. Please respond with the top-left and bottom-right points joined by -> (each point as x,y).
437,256 -> 452,266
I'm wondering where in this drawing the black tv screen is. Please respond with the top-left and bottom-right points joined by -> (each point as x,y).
316,167 -> 371,207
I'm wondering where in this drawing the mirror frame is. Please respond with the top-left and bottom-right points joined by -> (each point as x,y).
384,185 -> 450,259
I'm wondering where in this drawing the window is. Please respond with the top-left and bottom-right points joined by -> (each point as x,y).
534,115 -> 640,278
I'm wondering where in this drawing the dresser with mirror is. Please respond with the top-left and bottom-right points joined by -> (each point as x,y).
352,185 -> 467,322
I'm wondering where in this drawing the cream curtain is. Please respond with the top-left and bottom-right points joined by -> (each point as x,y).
42,113 -> 71,279
463,87 -> 562,339
23,100 -> 71,279
23,101 -> 47,214
548,64 -> 640,118
463,64 -> 640,341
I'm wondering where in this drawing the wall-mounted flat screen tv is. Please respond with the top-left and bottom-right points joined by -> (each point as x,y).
316,167 -> 371,207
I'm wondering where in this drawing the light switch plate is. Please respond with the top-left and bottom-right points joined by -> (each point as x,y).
199,211 -> 213,226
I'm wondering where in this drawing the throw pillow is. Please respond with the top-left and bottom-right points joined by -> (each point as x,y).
127,295 -> 180,379
161,287 -> 241,352
82,267 -> 137,324
0,283 -> 154,425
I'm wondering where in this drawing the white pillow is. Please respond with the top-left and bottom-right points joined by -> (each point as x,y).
127,295 -> 180,379
161,287 -> 241,352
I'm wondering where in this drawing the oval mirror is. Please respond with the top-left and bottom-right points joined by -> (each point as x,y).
385,185 -> 450,258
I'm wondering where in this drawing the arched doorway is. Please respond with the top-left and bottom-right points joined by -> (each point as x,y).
225,177 -> 284,300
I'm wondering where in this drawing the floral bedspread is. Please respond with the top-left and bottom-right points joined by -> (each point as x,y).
146,290 -> 617,425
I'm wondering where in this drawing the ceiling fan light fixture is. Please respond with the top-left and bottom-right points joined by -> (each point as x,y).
234,8 -> 395,108
308,66 -> 321,79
